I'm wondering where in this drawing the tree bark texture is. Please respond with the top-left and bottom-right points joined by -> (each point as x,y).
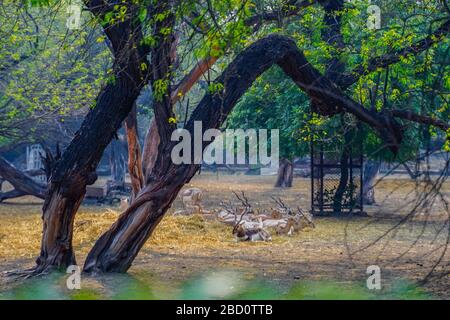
124,105 -> 144,200
34,1 -> 150,273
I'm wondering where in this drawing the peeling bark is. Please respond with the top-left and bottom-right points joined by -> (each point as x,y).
124,105 -> 144,200
33,1 -> 151,273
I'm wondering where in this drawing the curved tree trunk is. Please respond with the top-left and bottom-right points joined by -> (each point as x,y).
26,2 -> 447,275
33,4 -> 150,272
36,78 -> 144,272
275,158 -> 293,187
83,164 -> 198,272
84,34 -> 404,273
0,156 -> 46,202
362,160 -> 380,205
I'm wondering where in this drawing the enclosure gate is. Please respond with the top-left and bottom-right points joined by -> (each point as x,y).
310,122 -> 364,215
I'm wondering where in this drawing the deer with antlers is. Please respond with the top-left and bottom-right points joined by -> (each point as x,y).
217,191 -> 313,239
219,191 -> 272,242
272,198 -> 315,235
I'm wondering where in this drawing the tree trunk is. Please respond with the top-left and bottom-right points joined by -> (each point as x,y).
83,164 -> 198,272
36,83 -> 143,272
141,118 -> 160,184
0,156 -> 46,202
124,105 -> 144,200
333,145 -> 350,213
402,162 -> 418,180
37,74 -> 145,271
84,6 -> 178,272
84,34 -> 404,273
362,160 -> 380,205
274,158 -> 293,187
31,1 -> 151,273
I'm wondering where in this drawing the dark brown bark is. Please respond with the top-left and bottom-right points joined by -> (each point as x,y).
275,158 -> 294,188
84,2 -> 177,272
0,189 -> 27,202
0,156 -> 46,201
33,1 -> 150,273
84,34 -> 404,273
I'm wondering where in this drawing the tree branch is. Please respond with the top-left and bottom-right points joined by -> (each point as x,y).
0,189 -> 27,203
338,19 -> 450,89
391,110 -> 450,132
0,156 -> 46,199
184,34 -> 403,155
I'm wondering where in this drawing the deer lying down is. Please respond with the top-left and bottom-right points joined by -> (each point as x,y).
217,209 -> 240,225
261,218 -> 287,229
217,210 -> 261,228
220,191 -> 272,242
232,220 -> 272,242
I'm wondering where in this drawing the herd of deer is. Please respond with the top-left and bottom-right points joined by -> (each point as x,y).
179,188 -> 315,242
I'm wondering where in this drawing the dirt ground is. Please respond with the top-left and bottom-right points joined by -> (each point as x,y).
0,173 -> 449,299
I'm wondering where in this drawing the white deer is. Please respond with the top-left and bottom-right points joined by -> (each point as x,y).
233,220 -> 272,242
180,187 -> 203,214
228,191 -> 272,242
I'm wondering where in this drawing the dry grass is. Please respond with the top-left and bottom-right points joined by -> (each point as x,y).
0,173 -> 449,297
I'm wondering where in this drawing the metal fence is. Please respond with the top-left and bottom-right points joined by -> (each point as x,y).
310,118 -> 363,215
